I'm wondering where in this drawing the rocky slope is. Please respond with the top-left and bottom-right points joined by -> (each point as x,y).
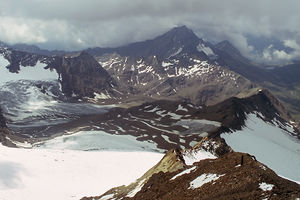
89,26 -> 259,106
82,138 -> 300,200
49,51 -> 116,98
123,152 -> 300,200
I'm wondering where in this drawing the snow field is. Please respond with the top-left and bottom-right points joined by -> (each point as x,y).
0,144 -> 163,200
221,113 -> 300,182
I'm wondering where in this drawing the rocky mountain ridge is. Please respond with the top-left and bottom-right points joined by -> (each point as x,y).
0,46 -> 116,100
83,138 -> 300,200
1,26 -> 300,122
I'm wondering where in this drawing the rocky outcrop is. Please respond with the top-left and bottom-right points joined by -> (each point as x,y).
125,152 -> 300,200
50,51 -> 116,98
0,47 -> 50,73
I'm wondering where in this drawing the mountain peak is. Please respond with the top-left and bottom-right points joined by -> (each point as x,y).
169,25 -> 190,33
163,25 -> 199,42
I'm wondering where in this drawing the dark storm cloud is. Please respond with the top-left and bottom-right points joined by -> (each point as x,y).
1,0 -> 300,63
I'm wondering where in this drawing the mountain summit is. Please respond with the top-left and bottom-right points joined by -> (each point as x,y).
87,25 -> 215,59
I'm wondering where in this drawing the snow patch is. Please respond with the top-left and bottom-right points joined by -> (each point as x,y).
161,135 -> 177,145
171,166 -> 196,180
167,112 -> 182,120
126,180 -> 144,197
169,47 -> 183,57
93,92 -> 111,100
145,106 -> 160,113
197,43 -> 215,57
99,194 -> 115,200
183,149 -> 216,165
196,119 -> 221,127
162,61 -> 173,68
189,173 -> 224,189
176,104 -> 188,112
259,182 -> 274,191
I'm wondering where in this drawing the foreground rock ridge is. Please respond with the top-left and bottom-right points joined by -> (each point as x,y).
82,138 -> 300,200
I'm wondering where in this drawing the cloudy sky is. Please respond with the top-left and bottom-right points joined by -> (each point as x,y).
0,0 -> 300,64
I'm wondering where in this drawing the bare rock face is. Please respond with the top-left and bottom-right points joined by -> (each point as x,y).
51,51 -> 116,98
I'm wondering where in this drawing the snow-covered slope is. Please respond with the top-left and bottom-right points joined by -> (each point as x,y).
0,144 -> 163,200
33,130 -> 161,152
221,113 -> 300,183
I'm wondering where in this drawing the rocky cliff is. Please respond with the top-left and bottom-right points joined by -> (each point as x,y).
51,51 -> 116,98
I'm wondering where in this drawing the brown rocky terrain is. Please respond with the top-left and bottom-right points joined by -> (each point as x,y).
126,152 -> 300,200
94,40 -> 258,107
82,138 -> 300,200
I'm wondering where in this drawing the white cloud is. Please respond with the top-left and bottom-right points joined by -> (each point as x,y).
284,40 -> 300,50
0,0 -> 300,63
0,17 -> 47,44
257,40 -> 300,64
